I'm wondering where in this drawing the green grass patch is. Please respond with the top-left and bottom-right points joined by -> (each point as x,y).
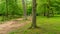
9,16 -> 60,34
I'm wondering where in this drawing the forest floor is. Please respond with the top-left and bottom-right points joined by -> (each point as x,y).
9,16 -> 60,34
0,17 -> 32,34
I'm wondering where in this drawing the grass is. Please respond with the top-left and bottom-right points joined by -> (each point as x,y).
0,16 -> 22,24
9,16 -> 60,34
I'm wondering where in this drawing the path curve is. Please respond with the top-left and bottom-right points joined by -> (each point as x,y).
0,17 -> 32,34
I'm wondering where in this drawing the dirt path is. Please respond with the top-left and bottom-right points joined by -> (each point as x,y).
0,17 -> 31,34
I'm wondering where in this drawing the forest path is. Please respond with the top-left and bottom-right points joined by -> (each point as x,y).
0,17 -> 31,34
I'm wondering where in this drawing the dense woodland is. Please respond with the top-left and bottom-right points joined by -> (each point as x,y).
0,0 -> 60,27
0,0 -> 60,34
0,0 -> 60,21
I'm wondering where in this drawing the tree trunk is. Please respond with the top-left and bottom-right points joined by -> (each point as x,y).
30,0 -> 38,28
47,0 -> 50,18
47,0 -> 54,17
50,8 -> 54,17
5,0 -> 9,20
6,0 -> 8,17
44,12 -> 46,16
22,0 -> 27,20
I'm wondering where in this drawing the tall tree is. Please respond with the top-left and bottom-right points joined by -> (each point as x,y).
22,0 -> 27,20
30,0 -> 38,28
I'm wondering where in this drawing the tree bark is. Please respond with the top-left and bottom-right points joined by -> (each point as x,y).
47,0 -> 54,17
5,0 -> 9,20
30,0 -> 38,28
47,0 -> 50,18
6,0 -> 8,17
22,0 -> 27,20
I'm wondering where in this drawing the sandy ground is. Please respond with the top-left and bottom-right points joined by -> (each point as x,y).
0,17 -> 31,34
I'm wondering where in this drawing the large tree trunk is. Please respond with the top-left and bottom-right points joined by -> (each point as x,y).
22,0 -> 27,20
30,0 -> 38,28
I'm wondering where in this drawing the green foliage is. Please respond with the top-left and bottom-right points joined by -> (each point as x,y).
0,0 -> 23,21
36,0 -> 60,16
0,0 -> 60,21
